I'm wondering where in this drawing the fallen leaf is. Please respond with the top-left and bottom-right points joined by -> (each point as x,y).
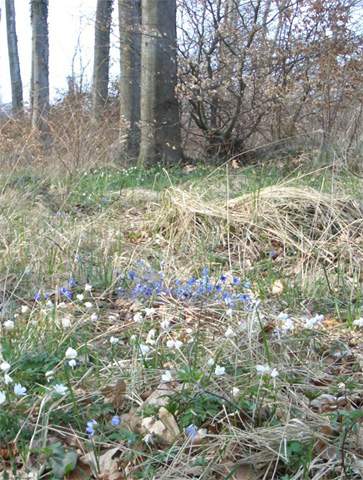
310,394 -> 338,413
142,383 -> 179,408
141,407 -> 180,445
101,379 -> 126,410
81,447 -> 123,479
158,407 -> 180,442
233,465 -> 258,480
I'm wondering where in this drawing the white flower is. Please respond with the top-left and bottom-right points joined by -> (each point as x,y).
133,312 -> 143,323
45,370 -> 55,381
53,384 -> 68,395
304,314 -> 324,329
4,374 -> 13,385
224,326 -> 235,338
353,317 -> 363,328
76,294 -> 84,301
160,318 -> 170,330
139,344 -> 150,355
84,284 -> 92,292
61,316 -> 72,329
256,364 -> 271,375
130,334 -> 137,342
109,336 -> 119,345
144,308 -> 156,317
84,302 -> 93,309
281,317 -> 294,332
21,305 -> 29,314
207,358 -> 215,367
256,364 -> 279,379
0,361 -> 11,373
161,370 -> 173,382
46,300 -> 54,308
68,359 -> 77,368
146,329 -> 156,345
277,312 -> 294,333
166,339 -> 183,349
58,302 -> 67,309
174,340 -> 183,349
14,383 -> 27,396
3,320 -> 15,331
226,308 -> 233,317
90,313 -> 98,322
214,365 -> 226,376
0,391 -> 6,405
231,387 -> 240,397
65,347 -> 78,359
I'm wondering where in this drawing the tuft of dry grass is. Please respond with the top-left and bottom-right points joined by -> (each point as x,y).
153,183 -> 363,284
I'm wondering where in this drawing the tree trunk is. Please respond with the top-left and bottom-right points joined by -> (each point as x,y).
119,0 -> 141,159
92,0 -> 113,121
31,0 -> 49,139
5,0 -> 23,114
138,0 -> 181,166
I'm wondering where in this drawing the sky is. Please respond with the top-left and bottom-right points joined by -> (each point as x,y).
0,0 -> 120,104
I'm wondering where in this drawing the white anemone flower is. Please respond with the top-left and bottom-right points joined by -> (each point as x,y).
214,365 -> 226,376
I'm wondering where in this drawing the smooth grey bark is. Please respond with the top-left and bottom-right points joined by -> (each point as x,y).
138,0 -> 181,166
119,0 -> 141,158
5,0 -> 23,114
92,0 -> 113,120
31,0 -> 49,136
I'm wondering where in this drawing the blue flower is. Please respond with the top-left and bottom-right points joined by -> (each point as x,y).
238,294 -> 251,302
34,291 -> 42,301
185,424 -> 198,439
86,419 -> 97,437
232,277 -> 240,286
220,274 -> 227,283
111,415 -> 121,426
59,287 -> 73,300
128,271 -> 136,281
68,278 -> 77,288
201,267 -> 209,278
222,292 -> 233,306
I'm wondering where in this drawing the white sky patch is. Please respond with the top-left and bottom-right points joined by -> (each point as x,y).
0,0 -> 119,104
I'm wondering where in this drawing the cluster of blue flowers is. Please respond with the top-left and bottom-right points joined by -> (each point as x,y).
117,265 -> 254,310
34,278 -> 77,302
33,266 -> 254,311
86,416 -> 121,438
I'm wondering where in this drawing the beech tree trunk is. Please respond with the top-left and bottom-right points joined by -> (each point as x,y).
31,0 -> 49,137
138,0 -> 181,166
5,0 -> 23,114
119,0 -> 141,159
92,0 -> 113,120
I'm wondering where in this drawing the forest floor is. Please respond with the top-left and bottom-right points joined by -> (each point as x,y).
0,161 -> 362,479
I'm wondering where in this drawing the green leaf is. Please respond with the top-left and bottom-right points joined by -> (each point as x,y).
48,443 -> 78,479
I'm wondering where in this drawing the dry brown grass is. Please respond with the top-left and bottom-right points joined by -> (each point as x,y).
153,183 -> 363,285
